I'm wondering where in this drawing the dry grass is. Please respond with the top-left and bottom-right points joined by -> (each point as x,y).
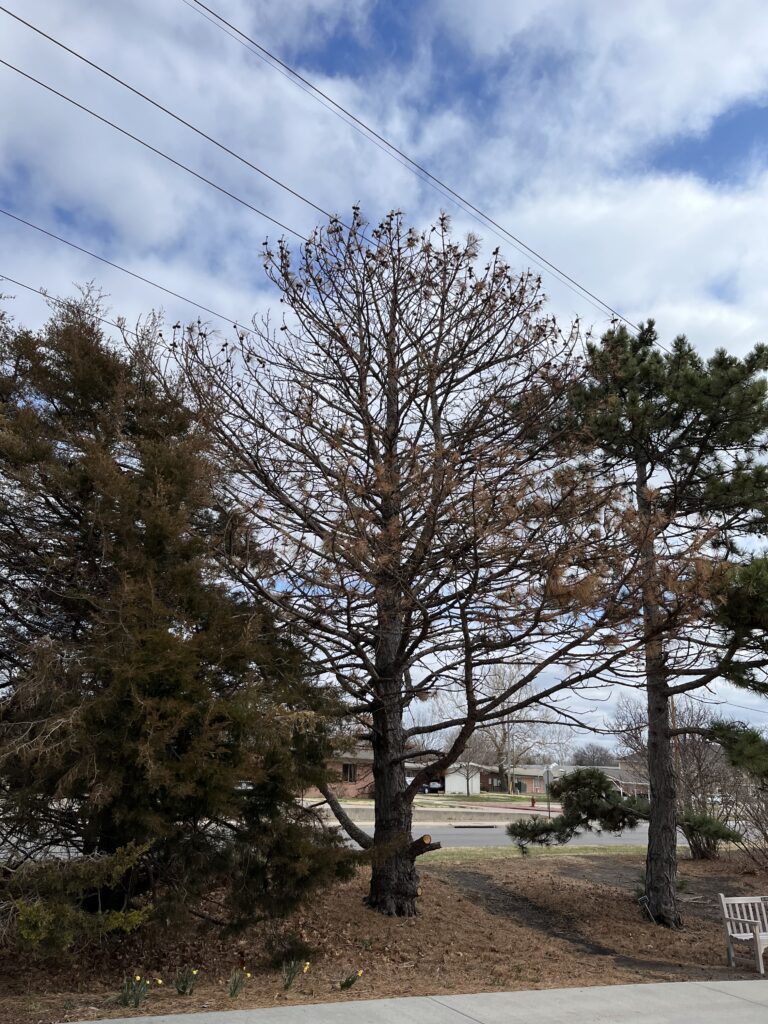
1,850 -> 764,1024
422,844 -> 647,865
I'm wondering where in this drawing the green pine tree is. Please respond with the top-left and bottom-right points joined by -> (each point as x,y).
0,296 -> 348,951
573,320 -> 768,926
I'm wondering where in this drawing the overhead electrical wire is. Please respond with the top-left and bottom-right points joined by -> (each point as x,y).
0,57 -> 305,241
1,270 -> 146,340
0,6 -> 652,343
182,0 -> 641,332
0,207 -> 255,334
0,4 -> 346,230
1,2 -> 638,329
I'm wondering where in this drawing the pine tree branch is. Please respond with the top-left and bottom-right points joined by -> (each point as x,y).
318,783 -> 373,849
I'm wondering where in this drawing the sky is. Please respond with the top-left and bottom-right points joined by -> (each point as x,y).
2,0 -> 768,731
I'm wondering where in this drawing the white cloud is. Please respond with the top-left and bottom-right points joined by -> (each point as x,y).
2,0 -> 768,360
434,0 -> 768,167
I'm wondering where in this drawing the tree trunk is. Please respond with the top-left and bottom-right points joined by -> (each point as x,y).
637,457 -> 681,927
367,689 -> 419,916
366,313 -> 421,916
645,678 -> 681,925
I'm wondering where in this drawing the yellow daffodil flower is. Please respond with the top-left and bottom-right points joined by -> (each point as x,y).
192,969 -> 199,976
245,972 -> 251,979
134,975 -> 141,982
303,962 -> 310,973
357,969 -> 363,977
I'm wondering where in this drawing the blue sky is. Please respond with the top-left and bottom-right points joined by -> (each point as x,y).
3,0 -> 768,351
650,100 -> 768,183
3,1 -> 768,730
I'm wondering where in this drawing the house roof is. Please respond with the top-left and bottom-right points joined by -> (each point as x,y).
336,748 -> 648,787
490,763 -> 648,786
336,743 -> 428,773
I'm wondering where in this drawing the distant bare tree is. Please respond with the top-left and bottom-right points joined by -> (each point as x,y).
572,742 -> 615,766
470,670 -> 574,791
611,694 -> 743,858
529,722 -> 577,765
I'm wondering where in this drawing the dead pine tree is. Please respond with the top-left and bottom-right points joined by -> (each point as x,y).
175,210 -> 642,917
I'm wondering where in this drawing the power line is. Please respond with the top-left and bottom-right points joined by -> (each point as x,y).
700,696 -> 768,718
0,5 -> 343,229
2,4 -> 639,332
0,207 -> 255,334
178,0 -> 435,210
1,270 -> 142,339
183,0 -> 641,332
0,58 -> 305,241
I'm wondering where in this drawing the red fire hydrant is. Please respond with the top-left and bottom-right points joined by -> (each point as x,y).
530,796 -> 536,808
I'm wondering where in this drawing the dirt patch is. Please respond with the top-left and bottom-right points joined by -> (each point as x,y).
1,852 -> 764,1024
557,851 -> 767,920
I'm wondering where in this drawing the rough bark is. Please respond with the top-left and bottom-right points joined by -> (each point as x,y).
645,677 -> 681,925
367,686 -> 421,915
637,458 -> 682,928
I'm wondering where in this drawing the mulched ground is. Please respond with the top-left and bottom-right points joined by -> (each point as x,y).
1,850 -> 765,1024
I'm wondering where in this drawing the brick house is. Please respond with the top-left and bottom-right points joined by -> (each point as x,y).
318,745 -> 376,798
310,743 -> 432,799
313,748 -> 650,802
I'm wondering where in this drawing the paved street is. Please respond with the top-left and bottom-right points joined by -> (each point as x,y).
418,822 -> 653,848
345,821 -> 655,849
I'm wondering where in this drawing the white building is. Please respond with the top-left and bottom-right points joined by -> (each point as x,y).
443,761 -> 482,795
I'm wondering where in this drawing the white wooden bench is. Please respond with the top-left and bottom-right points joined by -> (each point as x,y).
719,893 -> 768,974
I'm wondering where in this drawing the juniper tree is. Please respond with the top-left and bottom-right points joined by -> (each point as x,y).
0,296 -> 347,947
175,211 -> 646,916
573,321 -> 768,925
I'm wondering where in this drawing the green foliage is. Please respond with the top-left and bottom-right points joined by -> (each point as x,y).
575,322 -> 768,503
174,965 -> 199,996
506,768 -> 645,853
573,320 -> 768,917
281,959 -> 303,990
5,845 -> 148,954
227,968 -> 248,999
678,810 -> 741,860
340,969 -> 363,990
118,975 -> 151,1008
712,560 -> 768,691
15,900 -> 145,955
709,720 -> 768,778
505,815 -> 569,854
0,297 -> 350,949
506,767 -> 740,859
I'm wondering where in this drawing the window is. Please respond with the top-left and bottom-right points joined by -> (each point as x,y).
342,763 -> 357,783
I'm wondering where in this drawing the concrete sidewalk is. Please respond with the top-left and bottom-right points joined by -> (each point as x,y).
77,980 -> 768,1024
